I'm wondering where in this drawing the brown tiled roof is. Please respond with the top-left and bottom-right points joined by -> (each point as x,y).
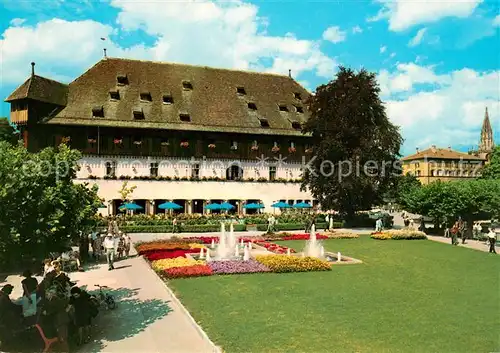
45,58 -> 311,136
402,147 -> 485,161
5,75 -> 68,106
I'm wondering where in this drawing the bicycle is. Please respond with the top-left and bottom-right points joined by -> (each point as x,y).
92,284 -> 116,310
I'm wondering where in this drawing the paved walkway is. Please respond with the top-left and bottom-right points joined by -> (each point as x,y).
1,251 -> 219,353
426,235 -> 498,253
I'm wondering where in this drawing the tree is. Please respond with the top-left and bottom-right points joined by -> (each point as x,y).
119,181 -> 137,202
394,173 -> 421,207
0,141 -> 101,268
480,146 -> 500,180
301,66 -> 403,218
403,179 -> 500,235
0,118 -> 19,144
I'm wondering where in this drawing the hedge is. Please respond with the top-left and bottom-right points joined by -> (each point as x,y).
120,224 -> 247,233
254,222 -> 341,231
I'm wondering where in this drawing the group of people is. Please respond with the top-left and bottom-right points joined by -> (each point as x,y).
442,218 -> 497,253
0,260 -> 99,351
90,219 -> 131,271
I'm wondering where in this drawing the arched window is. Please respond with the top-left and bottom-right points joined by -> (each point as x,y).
226,164 -> 243,180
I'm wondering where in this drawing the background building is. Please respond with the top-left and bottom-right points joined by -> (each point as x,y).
6,58 -> 317,215
401,108 -> 494,184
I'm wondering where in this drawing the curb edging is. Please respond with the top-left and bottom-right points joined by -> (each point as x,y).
139,255 -> 223,353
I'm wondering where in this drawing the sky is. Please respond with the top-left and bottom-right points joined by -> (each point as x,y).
0,0 -> 499,156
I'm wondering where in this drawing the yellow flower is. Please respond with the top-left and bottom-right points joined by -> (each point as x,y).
189,243 -> 206,249
151,257 -> 205,271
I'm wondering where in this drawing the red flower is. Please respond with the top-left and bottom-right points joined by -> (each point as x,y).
164,265 -> 212,279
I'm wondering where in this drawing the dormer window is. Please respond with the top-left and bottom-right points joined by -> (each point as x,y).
92,106 -> 104,118
140,92 -> 152,102
179,113 -> 191,122
259,118 -> 269,128
278,104 -> 289,112
248,102 -> 257,110
109,90 -> 120,100
163,95 -> 174,104
237,87 -> 246,95
117,74 -> 128,85
182,81 -> 193,90
294,92 -> 302,100
295,105 -> 304,113
133,109 -> 144,120
291,121 -> 301,130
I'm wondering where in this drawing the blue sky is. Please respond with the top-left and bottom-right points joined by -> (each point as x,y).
1,0 -> 499,155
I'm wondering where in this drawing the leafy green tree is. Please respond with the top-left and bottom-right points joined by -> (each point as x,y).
301,66 -> 403,219
0,118 -> 18,144
480,146 -> 500,180
394,173 -> 421,207
403,179 -> 500,235
0,142 -> 101,268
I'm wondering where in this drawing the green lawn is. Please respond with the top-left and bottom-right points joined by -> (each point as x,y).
169,236 -> 500,353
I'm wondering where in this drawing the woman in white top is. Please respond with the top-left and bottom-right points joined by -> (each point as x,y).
488,228 -> 497,254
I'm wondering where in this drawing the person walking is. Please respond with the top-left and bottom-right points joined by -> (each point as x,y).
172,218 -> 178,234
325,213 -> 330,231
123,233 -> 131,257
451,221 -> 459,245
488,228 -> 497,254
103,234 -> 116,270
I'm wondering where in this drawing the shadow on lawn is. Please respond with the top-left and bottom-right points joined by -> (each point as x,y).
80,287 -> 173,353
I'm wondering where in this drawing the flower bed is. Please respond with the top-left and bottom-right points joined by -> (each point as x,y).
164,265 -> 213,279
136,242 -> 192,255
151,257 -> 205,271
255,255 -> 331,273
208,260 -> 270,275
371,230 -> 427,240
323,231 -> 359,239
146,249 -> 199,261
254,241 -> 296,254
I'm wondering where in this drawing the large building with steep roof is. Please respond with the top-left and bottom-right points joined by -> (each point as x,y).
401,107 -> 495,185
5,57 -> 316,215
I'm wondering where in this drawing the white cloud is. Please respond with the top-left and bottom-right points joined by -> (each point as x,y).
0,19 -> 149,84
390,52 -> 396,58
352,25 -> 363,34
378,63 -> 500,154
10,18 -> 26,26
369,0 -> 482,31
322,26 -> 347,43
380,45 -> 387,53
493,15 -> 500,27
0,1 -> 337,85
408,28 -> 427,47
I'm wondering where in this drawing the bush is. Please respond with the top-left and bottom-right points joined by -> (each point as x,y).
255,222 -> 339,232
371,229 -> 427,240
255,255 -> 331,273
121,224 -> 247,233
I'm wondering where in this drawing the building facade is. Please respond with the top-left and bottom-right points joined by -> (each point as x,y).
6,58 -> 317,215
401,108 -> 495,185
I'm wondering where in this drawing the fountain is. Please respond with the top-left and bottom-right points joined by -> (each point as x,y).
337,252 -> 341,262
228,223 -> 237,251
211,239 -> 215,249
304,224 -> 323,258
206,250 -> 212,262
286,248 -> 291,256
216,222 -> 230,259
199,247 -> 205,259
243,244 -> 250,261
234,244 -> 239,257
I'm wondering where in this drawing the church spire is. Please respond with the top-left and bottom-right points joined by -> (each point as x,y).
479,107 -> 494,152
